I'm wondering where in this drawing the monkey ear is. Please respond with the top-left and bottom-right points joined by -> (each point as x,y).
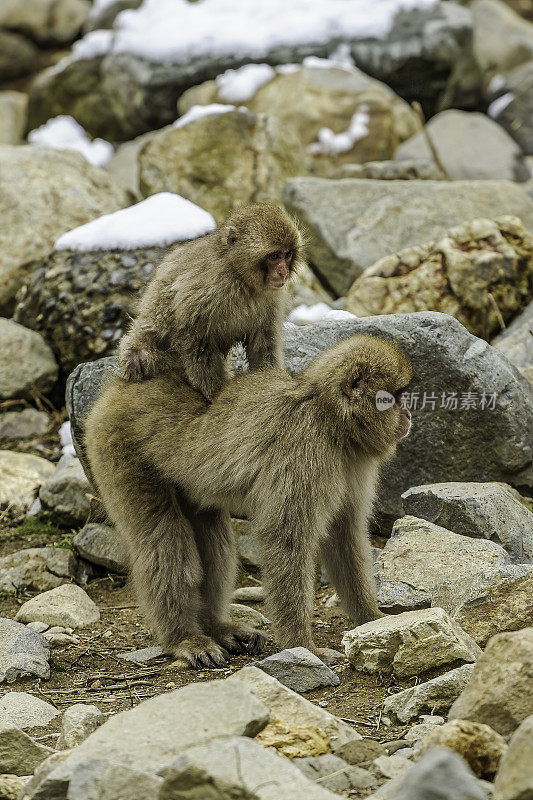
225,226 -> 238,246
343,376 -> 363,399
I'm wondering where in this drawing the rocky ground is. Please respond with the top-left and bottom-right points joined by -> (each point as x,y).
1,0 -> 533,798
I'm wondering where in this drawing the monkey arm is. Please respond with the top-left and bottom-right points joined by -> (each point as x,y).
245,322 -> 283,370
179,333 -> 229,402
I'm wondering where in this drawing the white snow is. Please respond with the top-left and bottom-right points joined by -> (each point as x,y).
174,103 -> 239,128
70,0 -> 437,64
59,421 -> 76,458
487,92 -> 514,119
288,303 -> 357,325
54,193 -> 216,251
71,29 -> 114,60
302,44 -> 357,71
216,64 -> 276,103
308,105 -> 370,155
28,116 -> 114,167
488,74 -> 506,94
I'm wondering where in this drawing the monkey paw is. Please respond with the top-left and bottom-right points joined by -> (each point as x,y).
171,635 -> 230,669
210,621 -> 266,656
120,349 -> 156,382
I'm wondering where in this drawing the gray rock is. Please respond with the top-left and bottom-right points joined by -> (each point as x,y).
403,716 -> 445,745
237,533 -> 262,569
31,681 -> 269,790
230,666 -> 360,750
0,452 -> 54,516
333,160 -> 445,180
0,547 -> 79,595
433,567 -> 533,645
372,754 -> 413,781
15,584 -> 100,629
488,61 -> 533,156
0,91 -> 28,146
401,482 -> 533,562
383,665 -> 475,724
28,1 -> 474,141
333,737 -> 386,765
449,627 -> 533,736
342,608 -> 482,677
0,619 -> 50,683
471,0 -> 533,78
493,299 -> 533,383
232,586 -> 265,603
0,30 -> 38,82
0,319 -> 58,401
293,753 -> 377,794
229,603 -> 269,630
283,178 -> 533,295
0,409 -> 51,441
432,565 -> 532,616
387,747 -> 487,800
395,110 -> 529,181
0,692 -> 58,731
375,515 -> 511,611
117,646 -> 165,664
72,523 -> 128,573
253,647 -> 340,693
159,735 -> 341,799
39,455 -> 92,528
0,721 -> 53,775
493,713 -> 533,800
0,145 -> 128,315
66,314 -> 533,524
57,704 -> 104,750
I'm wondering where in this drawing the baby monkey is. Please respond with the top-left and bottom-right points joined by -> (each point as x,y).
118,202 -> 303,400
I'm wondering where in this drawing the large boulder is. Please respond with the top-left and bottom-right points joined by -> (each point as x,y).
0,146 -> 129,315
492,299 -> 533,383
0,0 -> 90,45
66,314 -> 533,523
487,61 -> 533,155
470,0 -> 533,79
345,217 -> 533,339
27,0 -> 475,140
178,63 -> 421,176
394,110 -> 529,181
0,319 -> 58,400
493,714 -> 533,800
283,178 -> 533,296
0,30 -> 38,82
139,109 -> 306,225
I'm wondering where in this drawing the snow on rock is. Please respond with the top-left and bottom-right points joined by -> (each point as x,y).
28,116 -> 114,167
173,103 -> 239,128
70,0 -> 437,64
487,92 -> 514,119
59,421 -> 76,458
54,193 -> 216,251
288,303 -> 357,325
216,64 -> 276,103
71,29 -> 114,61
302,44 -> 357,71
308,105 -> 370,155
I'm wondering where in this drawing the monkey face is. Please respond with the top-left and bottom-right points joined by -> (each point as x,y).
263,248 -> 295,288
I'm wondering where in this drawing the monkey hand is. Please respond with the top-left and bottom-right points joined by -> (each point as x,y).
119,347 -> 157,382
208,620 -> 266,656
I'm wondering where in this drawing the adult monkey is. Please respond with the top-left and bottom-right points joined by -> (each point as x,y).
85,334 -> 413,667
118,202 -> 302,400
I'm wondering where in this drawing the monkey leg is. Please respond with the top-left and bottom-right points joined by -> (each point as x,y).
321,502 -> 382,627
256,513 -> 318,653
192,509 -> 265,655
127,496 -> 229,669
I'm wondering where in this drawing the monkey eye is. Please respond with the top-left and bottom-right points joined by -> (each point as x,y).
286,250 -> 294,260
268,251 -> 281,261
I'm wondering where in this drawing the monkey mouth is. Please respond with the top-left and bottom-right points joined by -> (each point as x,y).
269,278 -> 287,289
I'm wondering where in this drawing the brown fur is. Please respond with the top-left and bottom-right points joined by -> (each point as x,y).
85,334 -> 413,667
117,202 -> 303,400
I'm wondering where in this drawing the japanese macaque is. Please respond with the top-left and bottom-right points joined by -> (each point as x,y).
85,334 -> 413,668
117,202 -> 303,401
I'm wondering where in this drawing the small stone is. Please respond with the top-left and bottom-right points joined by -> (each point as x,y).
15,584 -> 100,629
0,692 -> 59,730
117,646 -> 164,664
253,647 -> 340,692
0,547 -> 80,594
372,754 -> 412,781
417,719 -> 507,779
255,718 -> 332,759
57,704 -> 104,750
0,721 -> 53,775
384,664 -> 476,724
0,409 -> 50,440
232,585 -> 265,603
39,455 -> 91,527
493,714 -> 533,800
342,608 -> 482,677
26,621 -> 48,633
0,451 -> 54,515
293,754 -> 377,794
72,523 -> 128,573
449,627 -> 533,737
229,603 -> 269,629
0,618 -> 50,683
404,716 -> 445,744
333,738 -> 386,766
384,747 -> 487,800
0,319 -> 58,400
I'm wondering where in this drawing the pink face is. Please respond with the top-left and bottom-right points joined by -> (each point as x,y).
264,249 -> 294,288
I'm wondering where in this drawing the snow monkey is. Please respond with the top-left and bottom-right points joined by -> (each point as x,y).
117,202 -> 303,400
85,334 -> 413,668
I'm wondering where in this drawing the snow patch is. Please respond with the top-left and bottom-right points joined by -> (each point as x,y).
28,116 -> 114,167
302,43 -> 356,71
487,92 -> 514,119
54,193 -> 216,251
308,105 -> 370,155
174,103 -> 239,128
216,64 -> 276,103
288,303 -> 357,325
70,0 -> 437,64
71,29 -> 114,60
60,421 -> 76,458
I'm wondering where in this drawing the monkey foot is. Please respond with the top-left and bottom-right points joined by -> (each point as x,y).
170,635 -> 230,669
210,621 -> 266,656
